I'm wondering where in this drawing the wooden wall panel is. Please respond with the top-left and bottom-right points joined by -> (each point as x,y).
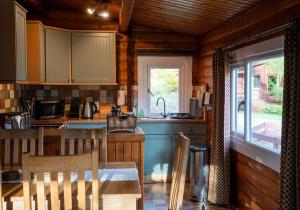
197,0 -> 300,91
131,25 -> 200,89
231,150 -> 279,210
195,0 -> 300,147
116,33 -> 128,86
194,1 -> 300,207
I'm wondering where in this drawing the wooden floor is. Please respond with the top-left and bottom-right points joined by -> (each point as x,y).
144,183 -> 229,210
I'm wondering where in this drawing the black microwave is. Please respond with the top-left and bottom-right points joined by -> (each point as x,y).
34,100 -> 65,120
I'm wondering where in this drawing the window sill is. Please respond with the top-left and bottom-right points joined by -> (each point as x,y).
231,136 -> 280,172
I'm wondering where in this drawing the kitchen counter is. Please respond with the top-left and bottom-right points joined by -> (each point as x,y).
30,118 -> 67,127
67,117 -> 206,124
31,116 -> 206,126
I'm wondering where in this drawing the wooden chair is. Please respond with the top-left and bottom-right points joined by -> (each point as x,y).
0,128 -> 44,169
60,128 -> 107,162
168,133 -> 190,210
22,149 -> 99,210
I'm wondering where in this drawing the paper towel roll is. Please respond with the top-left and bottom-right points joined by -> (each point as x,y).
117,90 -> 126,106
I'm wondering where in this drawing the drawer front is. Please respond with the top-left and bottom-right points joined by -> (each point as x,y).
67,123 -> 106,128
172,123 -> 207,135
138,123 -> 172,135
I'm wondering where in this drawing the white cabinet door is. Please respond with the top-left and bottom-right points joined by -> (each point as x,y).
71,32 -> 116,83
45,29 -> 70,83
15,4 -> 27,81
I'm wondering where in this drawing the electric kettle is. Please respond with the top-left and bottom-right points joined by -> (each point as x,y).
82,102 -> 97,119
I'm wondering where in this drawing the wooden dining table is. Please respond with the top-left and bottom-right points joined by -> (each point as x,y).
1,162 -> 141,210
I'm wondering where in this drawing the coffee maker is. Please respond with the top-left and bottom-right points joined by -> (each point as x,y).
69,97 -> 80,118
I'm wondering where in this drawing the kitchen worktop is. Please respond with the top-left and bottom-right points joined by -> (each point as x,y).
67,117 -> 206,124
31,116 -> 207,126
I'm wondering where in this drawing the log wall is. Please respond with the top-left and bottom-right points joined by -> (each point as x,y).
231,150 -> 279,210
196,0 -> 300,208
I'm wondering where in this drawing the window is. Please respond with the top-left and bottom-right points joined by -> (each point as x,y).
231,67 -> 245,136
138,56 -> 192,117
253,75 -> 260,89
231,36 -> 284,154
149,68 -> 180,114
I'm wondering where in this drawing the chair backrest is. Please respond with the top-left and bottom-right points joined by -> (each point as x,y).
22,149 -> 99,210
60,128 -> 107,162
0,128 -> 44,168
168,133 -> 190,210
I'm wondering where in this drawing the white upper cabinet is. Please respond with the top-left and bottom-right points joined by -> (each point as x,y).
15,4 -> 27,81
71,32 -> 116,83
45,28 -> 70,83
0,1 -> 27,82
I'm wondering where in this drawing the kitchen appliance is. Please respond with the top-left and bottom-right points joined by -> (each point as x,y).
189,97 -> 203,119
194,99 -> 203,119
34,100 -> 65,120
69,97 -> 80,118
0,112 -> 30,129
189,98 -> 196,116
82,102 -> 97,119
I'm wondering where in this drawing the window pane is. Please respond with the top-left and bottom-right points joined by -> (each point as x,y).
149,68 -> 179,114
234,68 -> 245,135
249,56 -> 284,152
253,75 -> 260,89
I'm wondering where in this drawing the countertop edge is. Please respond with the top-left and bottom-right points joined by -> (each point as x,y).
31,117 -> 207,126
66,118 -> 207,124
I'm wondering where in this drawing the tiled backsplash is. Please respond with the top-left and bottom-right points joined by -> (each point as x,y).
21,85 -> 127,114
21,85 -> 126,104
0,83 -> 204,115
0,83 -> 128,115
0,84 -> 21,113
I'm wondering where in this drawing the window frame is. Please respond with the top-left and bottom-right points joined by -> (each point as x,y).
230,53 -> 283,172
138,56 -> 192,117
252,75 -> 260,89
147,65 -> 182,116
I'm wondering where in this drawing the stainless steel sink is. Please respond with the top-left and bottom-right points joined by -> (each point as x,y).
138,116 -> 166,120
168,113 -> 194,119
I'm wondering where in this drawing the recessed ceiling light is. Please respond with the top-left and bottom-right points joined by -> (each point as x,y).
87,8 -> 95,15
99,11 -> 109,18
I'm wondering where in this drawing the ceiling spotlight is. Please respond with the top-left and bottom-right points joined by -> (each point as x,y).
87,8 -> 95,15
99,11 -> 109,18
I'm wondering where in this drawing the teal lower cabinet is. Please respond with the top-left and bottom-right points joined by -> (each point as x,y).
65,121 -> 208,183
65,122 -> 105,128
144,135 -> 173,182
139,122 -> 207,183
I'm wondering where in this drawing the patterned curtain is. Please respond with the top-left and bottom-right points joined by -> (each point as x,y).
207,49 -> 231,206
279,23 -> 300,210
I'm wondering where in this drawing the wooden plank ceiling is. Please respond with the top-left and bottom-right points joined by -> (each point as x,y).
21,0 -> 263,36
132,0 -> 263,36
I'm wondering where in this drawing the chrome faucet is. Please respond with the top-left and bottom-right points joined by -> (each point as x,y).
156,97 -> 167,118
